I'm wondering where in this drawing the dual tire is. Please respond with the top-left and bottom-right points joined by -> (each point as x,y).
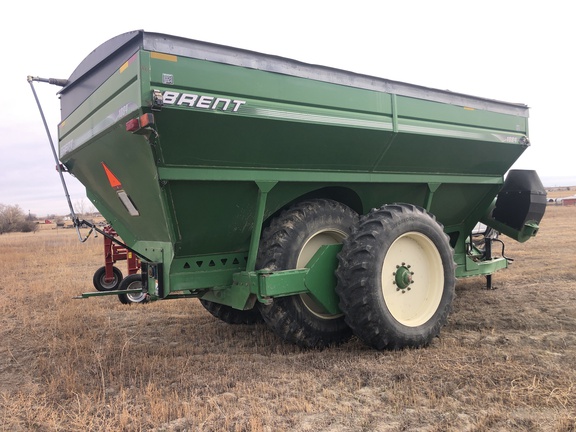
199,299 -> 263,324
255,199 -> 455,350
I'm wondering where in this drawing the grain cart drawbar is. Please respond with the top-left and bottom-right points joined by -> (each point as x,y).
30,30 -> 546,350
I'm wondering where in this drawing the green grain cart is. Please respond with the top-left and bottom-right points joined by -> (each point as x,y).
31,30 -> 546,350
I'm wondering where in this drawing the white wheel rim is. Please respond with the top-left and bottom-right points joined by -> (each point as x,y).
381,231 -> 444,327
126,279 -> 146,303
297,229 -> 346,319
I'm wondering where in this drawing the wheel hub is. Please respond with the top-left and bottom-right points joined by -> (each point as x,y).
393,263 -> 414,291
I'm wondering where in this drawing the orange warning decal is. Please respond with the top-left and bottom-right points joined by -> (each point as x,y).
119,53 -> 137,73
101,162 -> 122,189
151,51 -> 177,62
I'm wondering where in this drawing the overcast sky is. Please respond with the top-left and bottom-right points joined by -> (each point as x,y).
2,1 -> 574,216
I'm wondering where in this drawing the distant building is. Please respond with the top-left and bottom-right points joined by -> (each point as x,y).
562,195 -> 576,206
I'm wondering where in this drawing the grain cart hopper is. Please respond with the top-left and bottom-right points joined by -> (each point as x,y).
30,30 -> 546,350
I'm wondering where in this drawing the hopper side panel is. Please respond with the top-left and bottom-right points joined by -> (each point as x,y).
148,54 -> 529,177
58,52 -> 172,247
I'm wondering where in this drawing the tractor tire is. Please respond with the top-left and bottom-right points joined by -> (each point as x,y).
118,274 -> 149,305
93,266 -> 123,291
336,203 -> 455,350
199,299 -> 264,324
256,198 -> 358,348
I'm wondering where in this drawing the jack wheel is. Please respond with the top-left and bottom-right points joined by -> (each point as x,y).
118,274 -> 149,305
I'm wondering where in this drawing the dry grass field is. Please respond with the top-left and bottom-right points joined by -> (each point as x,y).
1,202 -> 575,431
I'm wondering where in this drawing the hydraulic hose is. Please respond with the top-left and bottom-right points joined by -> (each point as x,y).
27,75 -> 87,242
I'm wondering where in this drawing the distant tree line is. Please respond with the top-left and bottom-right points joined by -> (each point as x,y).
0,204 -> 38,234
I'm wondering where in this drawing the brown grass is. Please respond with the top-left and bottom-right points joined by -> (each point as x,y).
1,206 -> 575,431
